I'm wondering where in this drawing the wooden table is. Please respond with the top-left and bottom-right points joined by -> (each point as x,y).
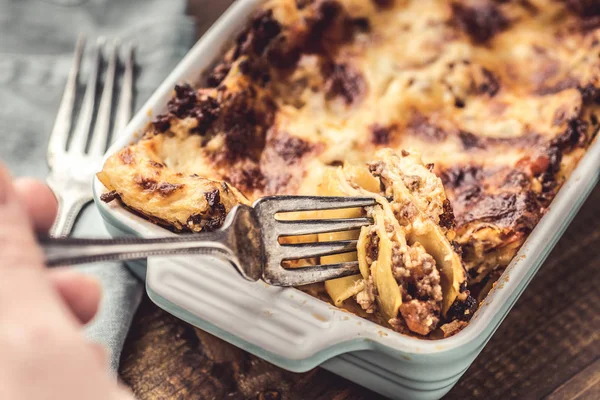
119,2 -> 600,398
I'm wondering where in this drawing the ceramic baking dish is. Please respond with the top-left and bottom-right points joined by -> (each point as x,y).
93,1 -> 600,398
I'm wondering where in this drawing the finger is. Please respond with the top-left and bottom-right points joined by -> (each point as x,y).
89,342 -> 109,367
0,265 -> 80,328
0,163 -> 44,269
14,178 -> 58,234
49,268 -> 102,324
0,164 -> 80,327
114,384 -> 136,400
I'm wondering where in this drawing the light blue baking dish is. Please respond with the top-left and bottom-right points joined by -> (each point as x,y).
93,1 -> 600,398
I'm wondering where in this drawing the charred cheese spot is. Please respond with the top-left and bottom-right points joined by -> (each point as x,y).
446,294 -> 478,322
372,0 -> 394,9
451,1 -> 510,44
153,85 -> 220,134
564,0 -> 600,17
119,148 -> 135,165
134,176 -> 184,197
407,113 -> 447,143
371,124 -> 395,145
270,133 -> 315,164
187,189 -> 228,232
100,190 -> 120,203
439,199 -> 455,230
322,61 -> 367,105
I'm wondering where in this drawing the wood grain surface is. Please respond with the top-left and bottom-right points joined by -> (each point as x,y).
118,2 -> 600,398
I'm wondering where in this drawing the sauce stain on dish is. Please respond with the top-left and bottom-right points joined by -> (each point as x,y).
312,312 -> 328,322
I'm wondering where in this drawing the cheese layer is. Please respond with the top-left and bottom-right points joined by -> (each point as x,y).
99,0 -> 600,337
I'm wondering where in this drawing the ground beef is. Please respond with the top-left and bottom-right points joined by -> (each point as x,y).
405,244 -> 443,302
356,276 -> 377,313
365,229 -> 380,265
391,243 -> 409,279
399,300 -> 441,336
391,201 -> 418,226
390,240 -> 444,335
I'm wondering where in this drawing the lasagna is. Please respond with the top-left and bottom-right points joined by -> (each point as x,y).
98,0 -> 599,338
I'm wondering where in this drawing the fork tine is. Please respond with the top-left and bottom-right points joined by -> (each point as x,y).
88,40 -> 117,156
255,196 -> 377,213
47,35 -> 85,166
69,38 -> 101,154
276,217 -> 372,236
279,240 -> 357,260
265,262 -> 360,286
113,42 -> 134,139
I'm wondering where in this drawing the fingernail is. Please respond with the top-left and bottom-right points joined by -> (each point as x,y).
0,164 -> 15,205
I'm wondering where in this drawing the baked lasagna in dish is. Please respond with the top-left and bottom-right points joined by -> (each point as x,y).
98,0 -> 600,337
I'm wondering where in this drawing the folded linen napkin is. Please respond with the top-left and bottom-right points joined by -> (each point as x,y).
0,0 -> 195,371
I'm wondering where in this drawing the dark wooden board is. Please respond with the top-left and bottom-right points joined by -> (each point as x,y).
118,2 -> 600,398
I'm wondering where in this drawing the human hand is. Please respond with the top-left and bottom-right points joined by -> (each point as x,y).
0,164 -> 134,400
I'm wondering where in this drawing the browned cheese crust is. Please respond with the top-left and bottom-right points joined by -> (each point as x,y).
98,0 -> 600,337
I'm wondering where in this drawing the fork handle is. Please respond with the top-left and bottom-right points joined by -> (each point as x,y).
50,194 -> 91,238
40,234 -> 236,268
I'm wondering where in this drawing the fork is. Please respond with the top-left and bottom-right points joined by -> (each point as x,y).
47,36 -> 135,238
40,196 -> 376,286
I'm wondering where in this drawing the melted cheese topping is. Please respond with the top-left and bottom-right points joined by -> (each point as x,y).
99,0 -> 600,337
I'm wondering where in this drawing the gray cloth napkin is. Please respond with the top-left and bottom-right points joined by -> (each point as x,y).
0,0 -> 195,371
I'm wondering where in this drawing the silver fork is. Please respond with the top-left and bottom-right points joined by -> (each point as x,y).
47,36 -> 135,238
40,196 -> 376,286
